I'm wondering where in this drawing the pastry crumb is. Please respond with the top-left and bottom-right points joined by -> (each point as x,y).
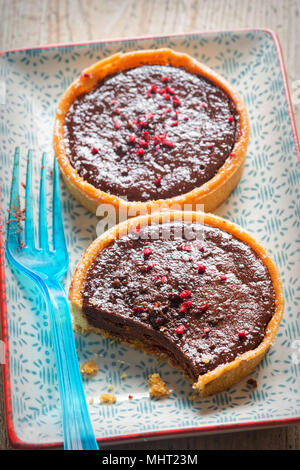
89,397 -> 94,405
148,373 -> 170,398
108,384 -> 114,391
121,373 -> 127,379
80,359 -> 98,376
247,378 -> 258,389
100,393 -> 116,405
188,394 -> 197,401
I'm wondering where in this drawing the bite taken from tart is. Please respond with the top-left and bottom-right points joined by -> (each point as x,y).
69,211 -> 284,397
54,49 -> 249,215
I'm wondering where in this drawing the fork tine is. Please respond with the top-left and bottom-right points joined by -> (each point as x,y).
39,152 -> 48,250
52,157 -> 67,252
7,148 -> 21,248
24,150 -> 35,249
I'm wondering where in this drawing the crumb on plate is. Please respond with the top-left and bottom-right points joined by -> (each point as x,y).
148,373 -> 170,398
100,393 -> 116,405
80,359 -> 98,376
247,378 -> 258,389
188,394 -> 197,401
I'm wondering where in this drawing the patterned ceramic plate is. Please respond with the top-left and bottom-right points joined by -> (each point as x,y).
0,29 -> 299,449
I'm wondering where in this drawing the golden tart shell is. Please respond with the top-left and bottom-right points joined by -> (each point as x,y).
69,210 -> 284,397
54,49 -> 250,215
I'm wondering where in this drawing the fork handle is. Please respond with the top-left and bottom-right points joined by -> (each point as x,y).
39,276 -> 98,450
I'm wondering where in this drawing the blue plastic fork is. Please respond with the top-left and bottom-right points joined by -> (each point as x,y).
6,148 -> 98,450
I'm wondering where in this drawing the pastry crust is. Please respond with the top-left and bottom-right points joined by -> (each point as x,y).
69,211 -> 284,397
54,49 -> 250,215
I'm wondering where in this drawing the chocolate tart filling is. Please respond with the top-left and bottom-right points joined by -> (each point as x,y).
64,65 -> 240,202
82,222 -> 275,380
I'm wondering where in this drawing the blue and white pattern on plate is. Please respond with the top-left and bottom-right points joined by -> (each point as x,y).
0,30 -> 299,446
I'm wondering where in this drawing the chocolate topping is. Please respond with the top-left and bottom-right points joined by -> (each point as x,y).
82,222 -> 275,380
64,65 -> 239,202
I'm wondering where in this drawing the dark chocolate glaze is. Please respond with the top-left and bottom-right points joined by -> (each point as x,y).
82,222 -> 275,380
64,65 -> 239,202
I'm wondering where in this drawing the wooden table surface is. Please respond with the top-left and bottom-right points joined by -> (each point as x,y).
0,0 -> 299,450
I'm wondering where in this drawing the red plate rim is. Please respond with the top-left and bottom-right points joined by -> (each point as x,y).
1,27 -> 299,449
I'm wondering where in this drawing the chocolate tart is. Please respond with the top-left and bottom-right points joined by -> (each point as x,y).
54,49 -> 250,215
69,211 -> 284,397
